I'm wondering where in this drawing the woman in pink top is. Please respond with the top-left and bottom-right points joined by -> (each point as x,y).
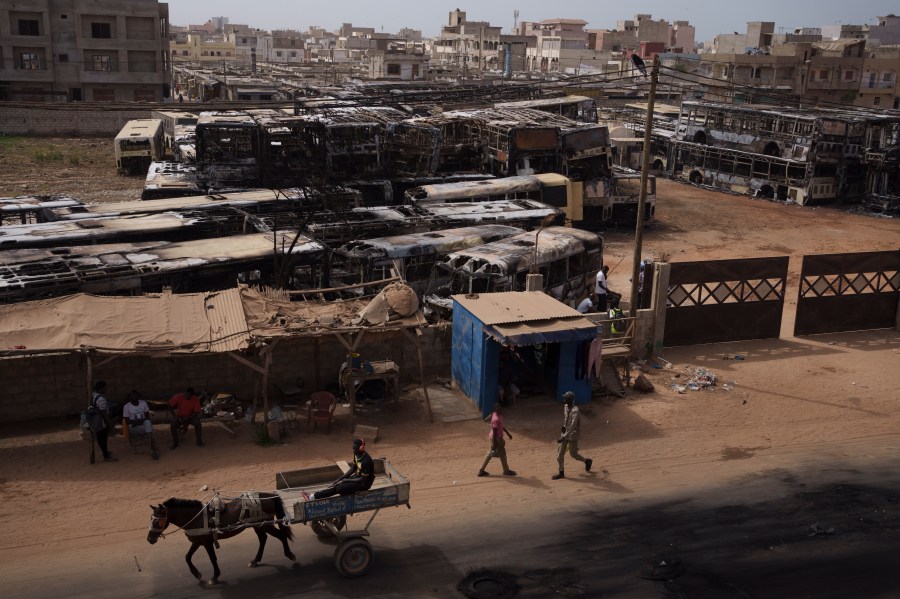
477,404 -> 517,477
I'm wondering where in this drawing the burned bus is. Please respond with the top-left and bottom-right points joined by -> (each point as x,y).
406,172 -> 653,229
426,226 -> 603,316
114,119 -> 165,175
332,225 -> 525,295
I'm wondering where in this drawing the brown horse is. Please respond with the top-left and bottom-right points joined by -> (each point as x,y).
147,493 -> 295,585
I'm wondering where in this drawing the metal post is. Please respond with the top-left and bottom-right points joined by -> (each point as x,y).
629,55 -> 659,318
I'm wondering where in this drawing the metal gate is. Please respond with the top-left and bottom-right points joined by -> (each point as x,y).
664,257 -> 789,346
794,250 -> 900,336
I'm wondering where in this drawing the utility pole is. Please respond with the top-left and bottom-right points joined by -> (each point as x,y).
629,55 -> 659,318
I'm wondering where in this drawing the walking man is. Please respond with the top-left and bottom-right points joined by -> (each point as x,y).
552,391 -> 592,479
478,404 -> 517,477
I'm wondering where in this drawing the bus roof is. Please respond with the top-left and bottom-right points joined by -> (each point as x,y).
335,225 -> 525,260
443,226 -> 602,275
115,119 -> 163,140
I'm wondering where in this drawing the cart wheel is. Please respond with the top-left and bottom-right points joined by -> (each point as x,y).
334,538 -> 372,578
310,515 -> 346,539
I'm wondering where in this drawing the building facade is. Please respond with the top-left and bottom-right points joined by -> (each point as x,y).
0,0 -> 170,102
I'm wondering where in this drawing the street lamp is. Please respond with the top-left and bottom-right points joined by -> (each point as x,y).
530,214 -> 557,274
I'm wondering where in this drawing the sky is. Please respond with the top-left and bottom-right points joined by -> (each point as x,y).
167,1 -> 897,43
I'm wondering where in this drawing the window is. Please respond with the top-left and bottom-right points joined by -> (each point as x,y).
884,73 -> 894,82
19,52 -> 41,70
817,70 -> 828,81
874,97 -> 881,106
290,51 -> 297,57
412,64 -> 420,77
61,15 -> 68,19
276,51 -> 282,57
387,63 -> 401,75
19,19 -> 40,36
182,50 -> 189,56
91,22 -> 112,39
93,88 -> 115,102
59,53 -> 68,63
844,70 -> 854,81
92,55 -> 111,71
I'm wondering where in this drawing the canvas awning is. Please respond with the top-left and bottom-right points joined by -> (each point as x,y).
0,288 -> 249,354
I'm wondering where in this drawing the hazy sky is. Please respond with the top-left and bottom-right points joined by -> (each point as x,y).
168,1 -> 897,42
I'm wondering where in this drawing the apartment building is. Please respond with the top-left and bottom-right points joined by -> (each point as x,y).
433,9 -> 502,72
590,14 -> 690,53
0,0 -> 170,102
519,19 -> 594,72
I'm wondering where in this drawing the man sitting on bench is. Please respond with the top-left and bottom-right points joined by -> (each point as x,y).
306,438 -> 374,500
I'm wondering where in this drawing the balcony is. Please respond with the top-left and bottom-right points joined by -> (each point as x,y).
861,81 -> 895,90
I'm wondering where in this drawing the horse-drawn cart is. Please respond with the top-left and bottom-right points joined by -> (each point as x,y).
275,458 -> 410,577
148,458 -> 410,583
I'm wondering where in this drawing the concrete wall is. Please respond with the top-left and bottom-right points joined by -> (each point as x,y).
0,327 -> 453,422
0,105 -> 150,135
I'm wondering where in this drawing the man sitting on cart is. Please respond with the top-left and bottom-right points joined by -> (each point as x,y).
306,438 -> 375,500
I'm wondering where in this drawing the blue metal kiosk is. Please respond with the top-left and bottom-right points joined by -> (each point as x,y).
451,291 -> 601,417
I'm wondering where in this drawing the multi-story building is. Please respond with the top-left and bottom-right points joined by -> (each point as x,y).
171,33 -> 235,63
432,9 -> 501,73
590,14 -> 690,53
369,44 -> 430,80
270,30 -> 306,64
0,0 -> 170,102
522,18 -> 594,73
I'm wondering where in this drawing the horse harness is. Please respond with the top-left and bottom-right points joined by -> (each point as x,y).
151,492 -> 273,544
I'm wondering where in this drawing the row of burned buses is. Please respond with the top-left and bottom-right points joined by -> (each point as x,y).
621,100 -> 899,214
119,96 -> 655,227
0,185 -> 602,312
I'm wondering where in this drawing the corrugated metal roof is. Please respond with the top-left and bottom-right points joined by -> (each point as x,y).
488,318 -> 598,345
452,291 -> 584,324
204,288 -> 251,353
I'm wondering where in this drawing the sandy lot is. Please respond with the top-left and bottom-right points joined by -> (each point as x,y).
1,137 -> 899,597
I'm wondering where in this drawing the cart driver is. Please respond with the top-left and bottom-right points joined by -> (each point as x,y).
306,438 -> 375,500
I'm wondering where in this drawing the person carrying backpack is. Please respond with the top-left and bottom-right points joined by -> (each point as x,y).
608,298 -> 626,335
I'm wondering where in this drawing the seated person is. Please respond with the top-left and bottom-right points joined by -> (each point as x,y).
305,438 -> 374,500
123,390 -> 159,460
168,387 -> 204,449
577,294 -> 597,314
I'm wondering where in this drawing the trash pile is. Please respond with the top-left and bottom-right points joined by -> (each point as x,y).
671,367 -> 724,393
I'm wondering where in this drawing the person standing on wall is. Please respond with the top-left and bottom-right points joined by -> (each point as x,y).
595,265 -> 610,311
478,403 -> 517,477
552,391 -> 591,480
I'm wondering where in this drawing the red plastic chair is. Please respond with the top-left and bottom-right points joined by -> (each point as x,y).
307,391 -> 337,434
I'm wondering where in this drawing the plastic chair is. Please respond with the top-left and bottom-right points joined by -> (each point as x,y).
307,391 -> 337,434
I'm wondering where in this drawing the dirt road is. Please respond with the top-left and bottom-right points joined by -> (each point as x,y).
1,138 -> 899,597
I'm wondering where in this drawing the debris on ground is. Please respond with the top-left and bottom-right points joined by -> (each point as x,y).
672,367 -> 720,392
633,374 -> 655,393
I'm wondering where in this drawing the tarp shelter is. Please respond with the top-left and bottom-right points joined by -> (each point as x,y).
0,283 -> 433,429
451,291 -> 600,417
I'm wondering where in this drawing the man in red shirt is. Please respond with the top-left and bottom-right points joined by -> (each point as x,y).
477,403 -> 516,477
168,387 -> 204,449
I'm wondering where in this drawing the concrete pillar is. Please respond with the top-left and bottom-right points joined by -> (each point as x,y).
525,273 -> 544,291
650,262 -> 671,356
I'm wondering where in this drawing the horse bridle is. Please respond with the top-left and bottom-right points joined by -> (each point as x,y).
149,509 -> 168,536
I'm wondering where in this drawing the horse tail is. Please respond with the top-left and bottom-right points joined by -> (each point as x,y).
272,495 -> 294,541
